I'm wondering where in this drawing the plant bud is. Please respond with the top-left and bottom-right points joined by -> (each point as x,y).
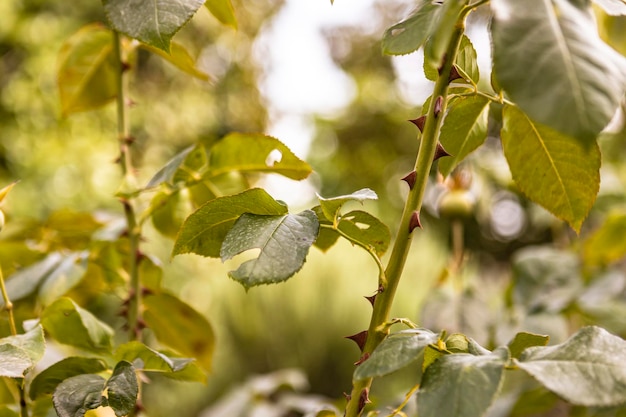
437,190 -> 475,219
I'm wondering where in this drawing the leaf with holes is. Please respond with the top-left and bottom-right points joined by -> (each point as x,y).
418,348 -> 509,417
354,329 -> 439,380
501,105 -> 600,232
102,0 -> 204,52
208,133 -> 312,180
57,24 -> 117,115
143,293 -> 214,371
172,188 -> 288,258
336,210 -> 390,257
517,326 -> 626,406
205,0 -> 237,29
221,211 -> 319,288
491,0 -> 626,144
317,189 -> 378,223
438,95 -> 490,177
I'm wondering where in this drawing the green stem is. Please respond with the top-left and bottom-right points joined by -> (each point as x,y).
112,32 -> 142,343
344,17 -> 468,417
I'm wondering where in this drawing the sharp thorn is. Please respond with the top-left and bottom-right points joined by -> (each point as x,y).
433,142 -> 451,161
401,171 -> 417,190
408,116 -> 426,132
346,330 -> 368,351
409,211 -> 422,233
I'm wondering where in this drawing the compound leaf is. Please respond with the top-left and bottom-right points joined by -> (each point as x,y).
221,210 -> 319,288
517,326 -> 626,406
172,188 -> 288,258
501,105 -> 600,232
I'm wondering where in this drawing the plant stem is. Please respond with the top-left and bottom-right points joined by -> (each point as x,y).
112,32 -> 142,343
344,17 -> 468,417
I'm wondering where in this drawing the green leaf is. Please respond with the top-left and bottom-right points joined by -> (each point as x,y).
57,24 -> 117,115
491,0 -> 626,144
220,210 -> 319,288
508,332 -> 550,359
517,326 -> 626,406
102,0 -> 205,52
594,0 -> 626,15
417,347 -> 509,417
455,35 -> 479,83
381,0 -> 442,55
143,293 -> 214,371
317,189 -> 378,223
172,188 -> 288,258
438,95 -> 490,177
205,0 -> 237,29
29,357 -> 108,400
140,42 -> 209,81
311,207 -> 340,252
583,213 -> 626,266
145,146 -> 194,189
208,133 -> 312,180
501,105 -> 600,232
37,251 -> 88,306
424,0 -> 465,67
354,329 -> 439,380
150,191 -> 185,239
0,407 -> 18,417
0,345 -> 34,378
336,210 -> 390,257
0,326 -> 45,368
41,298 -> 114,353
52,374 -> 106,417
2,253 -> 61,305
105,361 -> 138,417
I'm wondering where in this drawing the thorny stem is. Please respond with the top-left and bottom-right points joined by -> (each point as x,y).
344,14 -> 469,417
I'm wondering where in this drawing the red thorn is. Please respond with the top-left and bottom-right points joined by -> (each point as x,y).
434,142 -> 451,161
354,352 -> 370,366
448,65 -> 463,83
408,116 -> 426,132
358,388 -> 372,413
409,211 -> 422,233
364,294 -> 377,307
401,171 -> 417,190
434,96 -> 443,118
346,331 -> 368,352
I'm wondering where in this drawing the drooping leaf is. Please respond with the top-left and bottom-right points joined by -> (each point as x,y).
317,189 -> 378,223
115,342 -> 205,382
491,0 -> 626,144
205,0 -> 237,29
0,345 -> 34,378
57,24 -> 117,115
37,251 -> 89,306
143,293 -> 214,371
145,146 -> 194,189
438,95 -> 490,177
354,329 -> 439,380
41,298 -> 114,353
105,361 -> 138,417
382,0 -> 442,55
517,326 -> 626,406
336,210 -> 390,257
417,348 -> 509,417
52,374 -> 106,417
29,357 -> 108,400
508,332 -> 550,359
102,0 -> 205,52
424,0 -> 466,67
221,211 -> 319,288
594,0 -> 626,15
501,105 -> 600,232
140,42 -> 209,81
172,188 -> 288,258
208,133 -> 312,180
583,212 -> 626,267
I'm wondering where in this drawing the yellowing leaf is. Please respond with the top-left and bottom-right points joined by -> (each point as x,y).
501,105 -> 600,232
140,42 -> 209,81
57,24 -> 117,115
205,0 -> 237,29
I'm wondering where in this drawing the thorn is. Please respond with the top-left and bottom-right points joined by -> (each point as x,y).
121,61 -> 131,72
343,392 -> 351,402
346,331 -> 368,352
354,352 -> 370,366
433,142 -> 451,161
434,96 -> 443,118
408,116 -> 426,132
449,65 -> 463,83
409,211 -> 422,233
377,284 -> 384,294
358,388 -> 372,413
364,294 -> 377,307
401,171 -> 417,190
